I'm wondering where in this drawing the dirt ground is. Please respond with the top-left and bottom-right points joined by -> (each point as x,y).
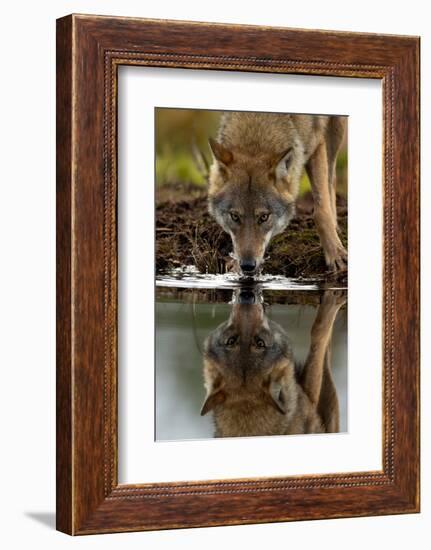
156,184 -> 347,284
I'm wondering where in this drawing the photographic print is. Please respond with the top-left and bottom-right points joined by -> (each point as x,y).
155,108 -> 348,440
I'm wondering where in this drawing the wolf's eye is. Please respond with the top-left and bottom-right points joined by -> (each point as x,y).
258,213 -> 270,224
225,336 -> 237,347
230,212 -> 241,223
255,337 -> 266,349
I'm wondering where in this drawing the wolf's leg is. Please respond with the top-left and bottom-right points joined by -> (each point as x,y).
300,290 -> 346,407
317,345 -> 340,433
306,142 -> 347,271
325,116 -> 347,226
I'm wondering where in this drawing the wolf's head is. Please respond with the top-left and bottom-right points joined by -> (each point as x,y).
208,138 -> 304,276
201,289 -> 295,419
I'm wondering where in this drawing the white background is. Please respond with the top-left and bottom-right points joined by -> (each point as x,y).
0,1 -> 428,548
119,67 -> 382,483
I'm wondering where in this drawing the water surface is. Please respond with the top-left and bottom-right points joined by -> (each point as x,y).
155,277 -> 347,441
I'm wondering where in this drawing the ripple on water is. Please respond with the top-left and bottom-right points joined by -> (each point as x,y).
156,265 -> 326,291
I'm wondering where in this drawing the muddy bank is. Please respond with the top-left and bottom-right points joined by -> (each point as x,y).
156,187 -> 347,283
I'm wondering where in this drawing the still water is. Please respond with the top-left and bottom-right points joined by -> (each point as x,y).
155,280 -> 347,441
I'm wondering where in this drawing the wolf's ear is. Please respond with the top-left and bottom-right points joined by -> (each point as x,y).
200,388 -> 226,416
273,147 -> 294,177
209,138 -> 233,166
266,381 -> 287,415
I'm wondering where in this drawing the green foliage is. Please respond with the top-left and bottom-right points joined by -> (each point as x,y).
156,151 -> 206,186
337,148 -> 348,170
299,172 -> 311,195
155,108 -> 217,185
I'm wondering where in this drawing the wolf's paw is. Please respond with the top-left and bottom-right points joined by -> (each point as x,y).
225,255 -> 240,274
321,289 -> 347,309
326,244 -> 348,273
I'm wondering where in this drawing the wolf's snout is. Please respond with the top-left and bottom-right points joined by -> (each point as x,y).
240,259 -> 256,274
238,289 -> 256,304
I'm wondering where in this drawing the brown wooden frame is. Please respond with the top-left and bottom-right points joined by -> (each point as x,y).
56,14 -> 420,535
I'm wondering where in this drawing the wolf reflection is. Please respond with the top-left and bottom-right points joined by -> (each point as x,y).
201,289 -> 346,438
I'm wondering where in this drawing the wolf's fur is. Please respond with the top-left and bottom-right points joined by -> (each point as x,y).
201,290 -> 344,437
208,112 -> 347,275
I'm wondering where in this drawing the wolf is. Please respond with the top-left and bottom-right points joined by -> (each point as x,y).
208,112 -> 347,276
200,289 -> 345,438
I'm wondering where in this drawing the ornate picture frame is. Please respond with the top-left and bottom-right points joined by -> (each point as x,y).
56,14 -> 420,534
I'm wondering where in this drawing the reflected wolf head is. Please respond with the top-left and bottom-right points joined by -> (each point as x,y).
201,289 -> 297,433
